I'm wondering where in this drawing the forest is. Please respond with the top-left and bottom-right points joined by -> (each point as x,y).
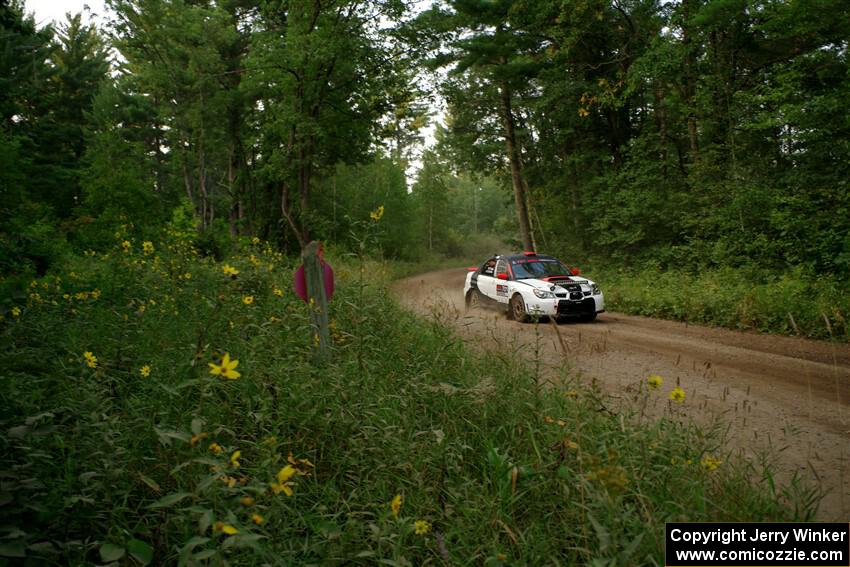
1,0 -> 849,564
3,0 -> 849,280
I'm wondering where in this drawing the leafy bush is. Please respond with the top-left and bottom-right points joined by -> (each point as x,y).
599,265 -> 850,340
0,233 -> 819,565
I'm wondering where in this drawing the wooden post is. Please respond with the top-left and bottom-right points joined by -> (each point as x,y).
303,241 -> 331,365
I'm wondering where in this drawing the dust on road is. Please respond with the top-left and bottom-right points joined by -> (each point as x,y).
392,268 -> 850,520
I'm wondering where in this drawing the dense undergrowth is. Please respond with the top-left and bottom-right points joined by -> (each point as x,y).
1,229 -> 821,566
595,265 -> 850,341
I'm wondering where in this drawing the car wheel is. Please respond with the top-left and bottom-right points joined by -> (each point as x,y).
582,312 -> 597,322
465,289 -> 482,310
510,294 -> 529,323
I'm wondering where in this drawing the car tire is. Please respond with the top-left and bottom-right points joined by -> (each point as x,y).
582,312 -> 598,322
510,294 -> 529,323
465,289 -> 482,310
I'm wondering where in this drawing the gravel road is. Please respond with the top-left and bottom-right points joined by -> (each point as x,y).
392,268 -> 850,520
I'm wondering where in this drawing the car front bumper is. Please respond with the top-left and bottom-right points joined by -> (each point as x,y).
524,294 -> 605,317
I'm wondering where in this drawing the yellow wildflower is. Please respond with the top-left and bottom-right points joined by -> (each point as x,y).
277,465 -> 297,483
83,351 -> 98,369
142,241 -> 155,255
252,236 -> 260,245
273,288 -> 283,297
242,296 -> 254,305
251,514 -> 264,525
219,475 -> 237,488
212,522 -> 238,535
91,289 -> 101,300
209,442 -> 223,455
414,520 -> 431,535
122,240 -> 131,253
287,453 -> 315,472
670,386 -> 686,403
230,450 -> 241,468
190,432 -> 208,447
222,264 -> 239,277
588,465 -> 629,493
209,353 -> 241,380
270,481 -> 293,496
271,465 -> 298,497
140,365 -> 151,378
370,205 -> 385,221
647,375 -> 663,389
701,454 -> 722,472
240,496 -> 255,506
183,272 -> 192,280
11,307 -> 21,318
391,494 -> 402,517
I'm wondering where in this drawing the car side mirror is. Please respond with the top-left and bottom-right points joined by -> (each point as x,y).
496,273 -> 509,280
571,268 -> 580,276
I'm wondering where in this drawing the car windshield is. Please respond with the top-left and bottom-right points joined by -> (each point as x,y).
511,258 -> 571,279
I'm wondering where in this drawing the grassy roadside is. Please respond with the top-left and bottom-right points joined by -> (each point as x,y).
1,233 -> 821,565
582,264 -> 850,341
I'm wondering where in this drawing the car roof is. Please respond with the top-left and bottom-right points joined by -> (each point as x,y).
497,252 -> 559,262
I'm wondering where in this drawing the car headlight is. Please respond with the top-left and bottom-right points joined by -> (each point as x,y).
533,288 -> 555,299
592,284 -> 601,295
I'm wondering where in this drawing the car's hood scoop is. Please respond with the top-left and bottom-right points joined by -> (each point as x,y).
522,277 -> 587,291
542,276 -> 588,286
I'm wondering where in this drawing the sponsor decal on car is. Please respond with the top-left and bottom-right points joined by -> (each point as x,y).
496,284 -> 508,297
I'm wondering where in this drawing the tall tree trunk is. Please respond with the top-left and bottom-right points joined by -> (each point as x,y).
682,0 -> 700,163
654,81 -> 669,176
198,145 -> 209,229
182,159 -> 194,205
228,149 -> 238,236
498,81 -> 534,252
298,142 -> 311,243
428,204 -> 433,252
281,180 -> 306,249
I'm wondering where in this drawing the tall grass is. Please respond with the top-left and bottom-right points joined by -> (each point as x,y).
0,231 -> 820,565
597,265 -> 850,340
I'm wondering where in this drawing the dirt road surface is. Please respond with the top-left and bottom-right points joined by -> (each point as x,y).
392,268 -> 850,520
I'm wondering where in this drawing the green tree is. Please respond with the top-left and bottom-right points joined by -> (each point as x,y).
420,0 -> 549,252
245,0 -> 410,249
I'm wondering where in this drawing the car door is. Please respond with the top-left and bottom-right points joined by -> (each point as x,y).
475,257 -> 498,301
493,258 -> 511,304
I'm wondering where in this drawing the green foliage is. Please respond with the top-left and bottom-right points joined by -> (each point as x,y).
312,159 -> 415,260
0,233 -> 817,564
599,265 -> 850,340
424,0 -> 850,283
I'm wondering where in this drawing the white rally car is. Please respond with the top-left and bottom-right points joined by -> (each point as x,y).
464,252 -> 605,322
